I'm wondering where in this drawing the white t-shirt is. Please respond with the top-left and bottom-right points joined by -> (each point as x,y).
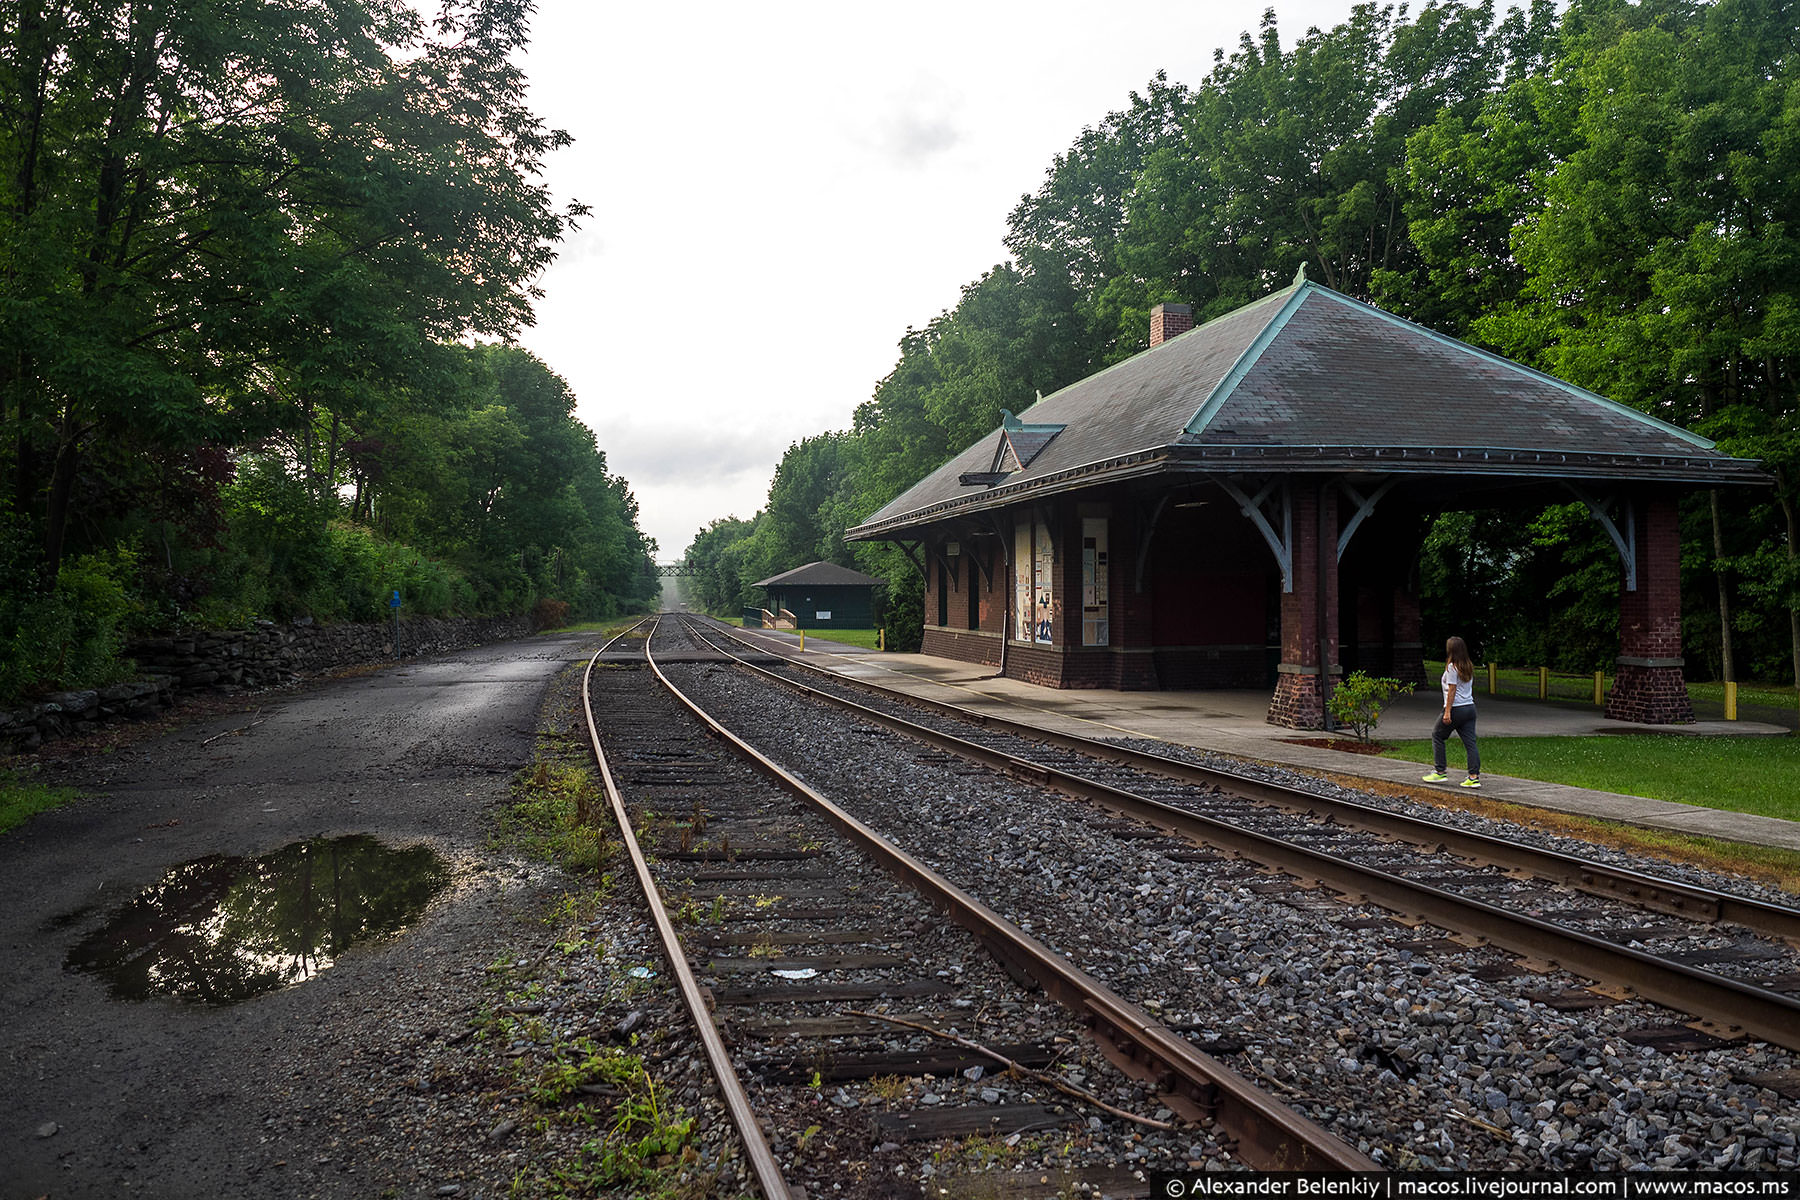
1442,665 -> 1474,708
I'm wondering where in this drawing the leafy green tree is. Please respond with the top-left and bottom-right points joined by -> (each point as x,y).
1470,0 -> 1800,688
0,0 -> 580,583
1005,72 -> 1191,307
680,516 -> 759,616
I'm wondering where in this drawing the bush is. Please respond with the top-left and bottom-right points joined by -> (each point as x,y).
532,598 -> 571,630
0,549 -> 138,703
1328,671 -> 1414,743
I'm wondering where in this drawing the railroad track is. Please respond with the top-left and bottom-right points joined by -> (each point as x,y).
580,617 -> 1375,1198
684,615 -> 1800,1058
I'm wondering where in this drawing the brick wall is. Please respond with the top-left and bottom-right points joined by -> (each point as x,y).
921,627 -> 1001,667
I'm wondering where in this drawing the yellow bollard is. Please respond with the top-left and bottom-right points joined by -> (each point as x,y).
799,631 -> 805,652
1725,680 -> 1738,721
1538,666 -> 1548,700
1593,670 -> 1604,706
1487,662 -> 1497,696
878,628 -> 885,652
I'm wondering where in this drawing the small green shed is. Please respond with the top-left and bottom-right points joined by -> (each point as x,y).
752,562 -> 881,630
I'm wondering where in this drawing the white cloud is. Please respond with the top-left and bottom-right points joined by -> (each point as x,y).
512,0 -> 1363,559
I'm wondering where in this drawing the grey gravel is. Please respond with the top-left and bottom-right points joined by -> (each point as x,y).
671,660 -> 1800,1172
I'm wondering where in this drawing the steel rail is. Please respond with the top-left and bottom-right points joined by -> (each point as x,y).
706,619 -> 1800,944
580,620 -> 794,1200
650,618 -> 1376,1171
596,617 -> 654,655
683,618 -> 1800,1054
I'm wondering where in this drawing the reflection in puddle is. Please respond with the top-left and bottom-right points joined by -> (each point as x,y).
66,835 -> 449,1005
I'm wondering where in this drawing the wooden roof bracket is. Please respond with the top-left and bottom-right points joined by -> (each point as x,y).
971,518 -> 1003,590
930,543 -> 959,588
896,540 -> 927,580
1134,493 -> 1172,593
1567,485 -> 1637,592
1220,477 -> 1294,592
1335,476 -> 1397,560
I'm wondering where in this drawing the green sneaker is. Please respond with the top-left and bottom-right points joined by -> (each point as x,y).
1421,771 -> 1449,783
1460,776 -> 1481,789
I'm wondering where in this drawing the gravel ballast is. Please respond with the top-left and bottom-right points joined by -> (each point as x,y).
667,659 -> 1800,1173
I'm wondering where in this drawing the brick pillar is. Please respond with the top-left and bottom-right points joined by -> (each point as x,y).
1267,485 -> 1338,729
1150,302 -> 1195,347
1606,496 -> 1694,724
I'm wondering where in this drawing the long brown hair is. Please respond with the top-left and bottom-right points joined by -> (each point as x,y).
1446,636 -> 1475,683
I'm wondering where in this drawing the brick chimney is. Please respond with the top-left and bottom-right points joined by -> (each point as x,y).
1149,302 -> 1194,347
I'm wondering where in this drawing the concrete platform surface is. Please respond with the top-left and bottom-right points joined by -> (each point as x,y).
729,626 -> 1800,853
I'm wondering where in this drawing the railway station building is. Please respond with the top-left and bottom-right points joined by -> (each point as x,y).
750,561 -> 882,631
845,270 -> 1766,730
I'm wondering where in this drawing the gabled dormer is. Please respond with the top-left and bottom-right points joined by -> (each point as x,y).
959,408 -> 1066,487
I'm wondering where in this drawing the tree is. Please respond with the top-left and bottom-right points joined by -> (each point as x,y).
0,0 -> 581,582
681,516 -> 759,616
1471,0 -> 1800,689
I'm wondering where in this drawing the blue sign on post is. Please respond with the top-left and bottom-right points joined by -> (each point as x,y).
390,590 -> 401,609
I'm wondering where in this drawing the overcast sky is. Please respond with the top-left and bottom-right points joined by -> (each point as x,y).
511,0 -> 1357,559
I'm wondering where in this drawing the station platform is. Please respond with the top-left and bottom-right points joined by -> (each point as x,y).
729,626 -> 1800,854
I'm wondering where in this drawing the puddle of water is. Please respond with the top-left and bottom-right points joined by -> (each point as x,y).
66,834 -> 449,1005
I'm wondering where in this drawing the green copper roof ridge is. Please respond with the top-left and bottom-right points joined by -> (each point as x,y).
999,408 -> 1067,435
1183,280 -> 1312,437
1307,290 -> 1719,451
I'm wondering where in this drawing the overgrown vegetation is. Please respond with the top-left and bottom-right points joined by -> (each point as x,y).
1,3 -> 658,706
500,758 -> 609,875
681,0 -> 1799,686
0,769 -> 79,835
482,981 -> 703,1200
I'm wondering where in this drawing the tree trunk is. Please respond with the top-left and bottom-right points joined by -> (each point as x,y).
1783,490 -> 1800,704
1709,489 -> 1733,682
325,410 -> 340,512
43,436 -> 80,582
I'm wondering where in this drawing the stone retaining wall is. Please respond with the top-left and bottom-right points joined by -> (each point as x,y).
1,613 -> 533,754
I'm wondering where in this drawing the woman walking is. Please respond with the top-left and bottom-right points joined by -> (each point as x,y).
1422,636 -> 1481,788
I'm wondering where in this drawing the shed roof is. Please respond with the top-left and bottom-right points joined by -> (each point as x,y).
752,561 -> 883,589
848,274 -> 1766,540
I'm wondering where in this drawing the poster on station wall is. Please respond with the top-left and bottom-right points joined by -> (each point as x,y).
1082,517 -> 1108,646
1033,517 -> 1054,645
1013,522 -> 1032,641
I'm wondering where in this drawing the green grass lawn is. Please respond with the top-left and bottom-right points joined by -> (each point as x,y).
730,623 -> 885,650
1381,734 -> 1800,821
796,628 -> 883,650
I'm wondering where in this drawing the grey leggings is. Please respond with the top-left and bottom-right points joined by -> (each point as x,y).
1432,704 -> 1479,774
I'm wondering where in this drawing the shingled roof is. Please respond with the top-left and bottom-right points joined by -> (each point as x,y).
751,561 -> 882,589
848,274 -> 1765,540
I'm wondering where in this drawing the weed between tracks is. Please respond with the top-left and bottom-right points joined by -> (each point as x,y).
497,759 -> 612,873
478,658 -> 711,1200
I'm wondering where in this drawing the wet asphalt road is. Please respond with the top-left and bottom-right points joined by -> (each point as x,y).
0,633 -> 592,1198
